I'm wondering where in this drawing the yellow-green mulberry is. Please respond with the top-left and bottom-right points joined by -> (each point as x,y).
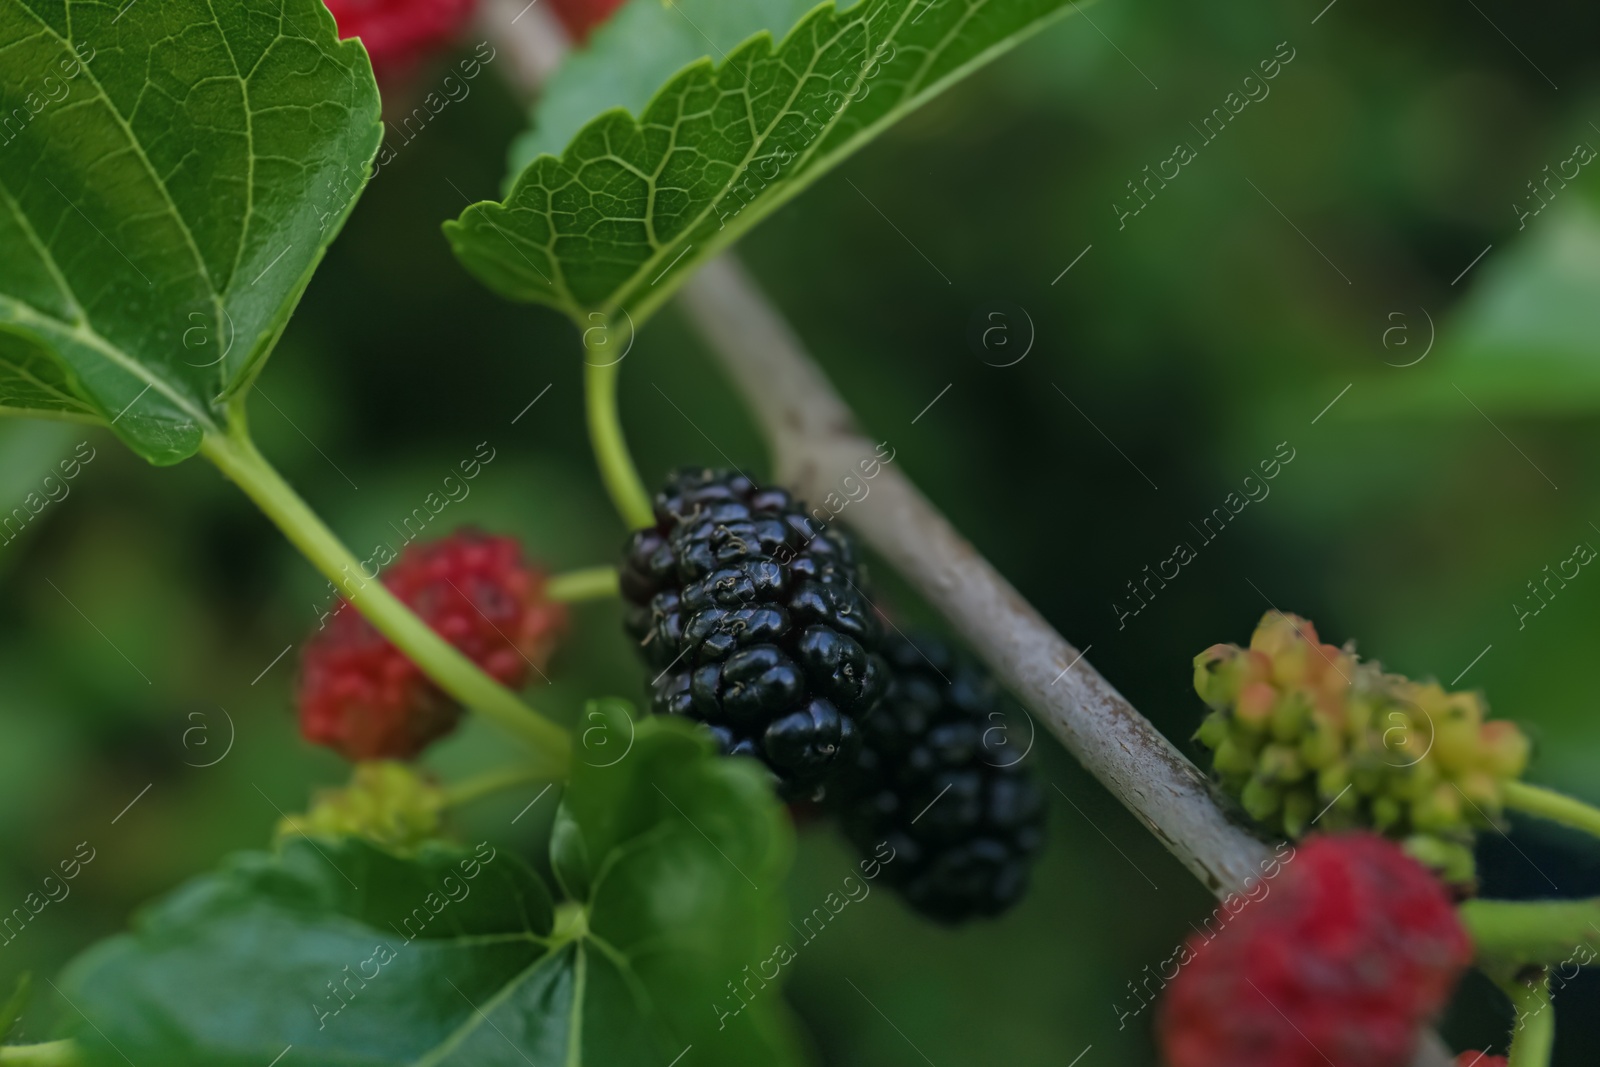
1193,611 -> 1530,883
276,761 -> 446,853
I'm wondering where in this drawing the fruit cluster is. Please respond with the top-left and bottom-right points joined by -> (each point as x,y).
620,469 -> 889,796
833,633 -> 1046,923
622,470 -> 1047,921
1158,833 -> 1472,1067
298,530 -> 566,761
1193,612 -> 1530,881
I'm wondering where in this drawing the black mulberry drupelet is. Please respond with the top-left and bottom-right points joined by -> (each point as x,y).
620,468 -> 889,794
834,633 -> 1046,923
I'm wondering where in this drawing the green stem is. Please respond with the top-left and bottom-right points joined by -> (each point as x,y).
1459,897 -> 1600,980
584,357 -> 653,530
1504,780 -> 1600,840
1503,970 -> 1556,1067
444,764 -> 546,808
545,565 -> 620,603
201,421 -> 571,778
0,1041 -> 79,1066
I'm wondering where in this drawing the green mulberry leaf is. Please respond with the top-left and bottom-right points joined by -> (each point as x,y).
445,0 -> 1077,329
0,0 -> 381,464
507,0 -> 844,177
59,718 -> 802,1066
554,716 -> 800,1064
61,837 -> 556,1066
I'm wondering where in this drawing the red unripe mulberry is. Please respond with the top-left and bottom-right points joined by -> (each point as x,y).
323,0 -> 477,74
298,530 -> 566,760
1158,833 -> 1472,1067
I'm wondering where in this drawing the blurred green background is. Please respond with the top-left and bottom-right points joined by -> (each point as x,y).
2,0 -> 1598,1060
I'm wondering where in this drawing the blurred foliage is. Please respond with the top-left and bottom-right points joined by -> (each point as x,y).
1,0 -> 1598,1061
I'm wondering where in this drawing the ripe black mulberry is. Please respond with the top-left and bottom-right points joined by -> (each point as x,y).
620,468 -> 889,794
835,633 -> 1046,923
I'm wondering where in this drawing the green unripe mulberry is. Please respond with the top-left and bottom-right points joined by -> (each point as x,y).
1192,612 -> 1531,883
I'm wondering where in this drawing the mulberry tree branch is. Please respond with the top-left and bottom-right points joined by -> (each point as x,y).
485,12 -> 1455,1067
680,256 -> 1274,895
678,254 -> 1457,1067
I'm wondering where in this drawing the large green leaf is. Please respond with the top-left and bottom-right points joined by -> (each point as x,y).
62,838 -> 556,1065
0,0 -> 381,464
59,718 -> 802,1066
556,714 -> 801,1064
446,0 -> 1077,327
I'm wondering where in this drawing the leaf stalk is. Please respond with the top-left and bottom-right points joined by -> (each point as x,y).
443,764 -> 548,808
1458,897 -> 1600,975
583,356 -> 653,530
1503,970 -> 1555,1067
1503,780 -> 1600,840
200,418 -> 571,777
545,565 -> 621,603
